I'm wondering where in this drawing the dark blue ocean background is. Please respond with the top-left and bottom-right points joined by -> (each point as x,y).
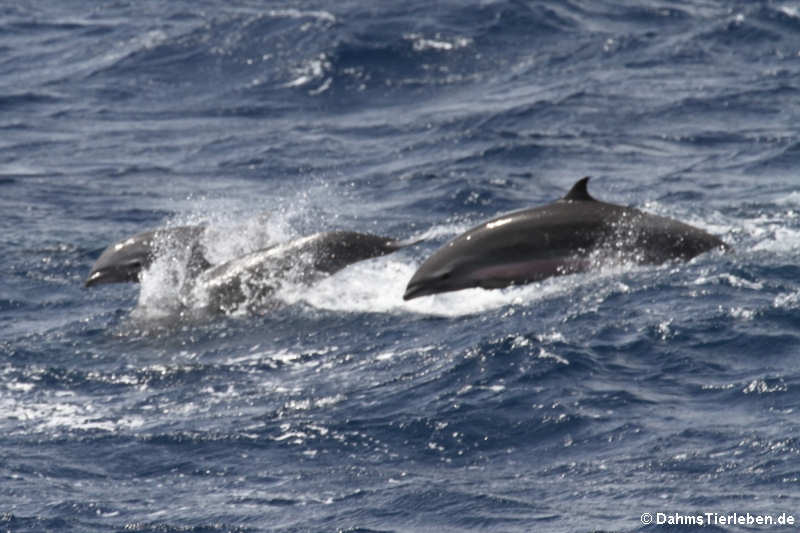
3,1 -> 800,531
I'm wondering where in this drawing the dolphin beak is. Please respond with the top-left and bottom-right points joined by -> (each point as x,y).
403,279 -> 438,301
84,269 -> 110,288
84,263 -> 142,288
402,284 -> 421,301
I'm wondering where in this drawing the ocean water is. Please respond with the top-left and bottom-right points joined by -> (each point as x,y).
2,1 -> 800,531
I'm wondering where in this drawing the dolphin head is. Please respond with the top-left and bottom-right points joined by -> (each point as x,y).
403,261 -> 469,300
403,241 -> 500,300
403,247 -> 541,300
85,235 -> 154,287
85,225 -> 210,288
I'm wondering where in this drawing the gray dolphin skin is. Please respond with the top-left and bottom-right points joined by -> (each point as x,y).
193,231 -> 415,313
403,177 -> 728,300
85,225 -> 208,287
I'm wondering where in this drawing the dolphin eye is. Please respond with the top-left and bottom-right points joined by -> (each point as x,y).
440,272 -> 451,280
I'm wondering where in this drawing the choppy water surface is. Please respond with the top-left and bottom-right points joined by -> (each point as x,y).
2,1 -> 800,531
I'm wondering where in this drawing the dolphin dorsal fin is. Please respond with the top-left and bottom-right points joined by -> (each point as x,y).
562,177 -> 595,202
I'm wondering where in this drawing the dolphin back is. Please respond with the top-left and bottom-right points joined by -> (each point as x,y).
191,230 -> 418,313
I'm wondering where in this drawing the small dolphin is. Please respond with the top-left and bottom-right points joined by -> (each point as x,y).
85,225 -> 208,287
192,231 -> 417,313
403,177 -> 728,300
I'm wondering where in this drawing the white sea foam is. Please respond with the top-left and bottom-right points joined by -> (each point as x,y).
285,256 -> 574,317
751,225 -> 800,252
133,211 -> 295,318
285,54 -> 331,90
774,290 -> 800,309
403,33 -> 472,52
0,391 -> 145,435
693,273 -> 763,290
266,8 -> 336,24
774,190 -> 800,205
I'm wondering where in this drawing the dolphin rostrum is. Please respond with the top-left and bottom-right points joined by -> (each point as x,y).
191,231 -> 416,313
403,177 -> 728,300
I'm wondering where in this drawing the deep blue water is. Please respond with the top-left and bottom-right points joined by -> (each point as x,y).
2,1 -> 800,531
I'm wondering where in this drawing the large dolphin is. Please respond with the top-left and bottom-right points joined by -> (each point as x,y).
190,231 -> 415,313
403,177 -> 728,300
85,225 -> 209,287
